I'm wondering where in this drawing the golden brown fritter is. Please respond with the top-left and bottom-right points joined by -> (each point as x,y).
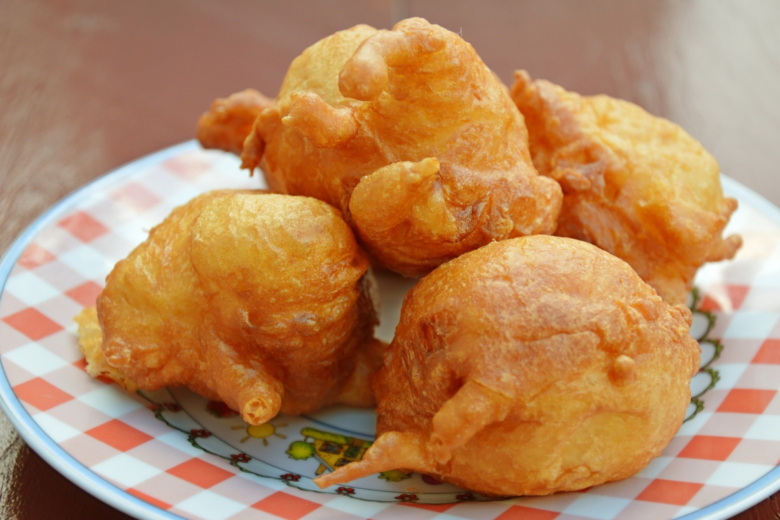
75,306 -> 139,392
197,89 -> 273,155
232,18 -> 562,276
314,236 -> 700,496
88,190 -> 381,425
512,70 -> 741,304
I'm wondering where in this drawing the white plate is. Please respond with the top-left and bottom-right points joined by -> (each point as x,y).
1,141 -> 779,520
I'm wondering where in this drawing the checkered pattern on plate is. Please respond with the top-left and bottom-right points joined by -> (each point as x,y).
1,143 -> 779,520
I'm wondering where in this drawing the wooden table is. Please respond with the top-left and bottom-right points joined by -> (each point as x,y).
1,1 -> 778,518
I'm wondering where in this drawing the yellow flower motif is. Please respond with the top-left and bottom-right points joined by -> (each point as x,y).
232,422 -> 287,445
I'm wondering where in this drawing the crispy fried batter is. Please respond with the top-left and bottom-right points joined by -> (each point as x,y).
197,89 -> 273,155
92,190 -> 381,425
315,236 -> 700,496
233,19 -> 561,276
75,306 -> 139,392
512,70 -> 741,304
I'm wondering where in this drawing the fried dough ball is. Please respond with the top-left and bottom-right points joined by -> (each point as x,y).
314,236 -> 700,496
75,307 -> 139,392
511,70 -> 742,304
82,190 -> 382,425
229,18 -> 562,276
197,89 -> 273,154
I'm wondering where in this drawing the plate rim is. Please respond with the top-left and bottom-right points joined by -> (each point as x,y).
676,174 -> 780,520
0,141 -> 778,520
0,141 -> 201,520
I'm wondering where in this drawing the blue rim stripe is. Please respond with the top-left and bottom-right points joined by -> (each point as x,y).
675,176 -> 780,520
0,152 -> 777,520
0,141 -> 200,520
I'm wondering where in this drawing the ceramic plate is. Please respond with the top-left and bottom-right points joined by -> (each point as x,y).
1,142 -> 779,520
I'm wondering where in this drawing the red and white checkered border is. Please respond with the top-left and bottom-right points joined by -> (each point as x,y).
1,141 -> 779,520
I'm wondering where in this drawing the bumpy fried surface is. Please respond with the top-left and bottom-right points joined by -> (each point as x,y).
236,19 -> 561,276
512,71 -> 741,304
75,307 -> 139,392
315,236 -> 700,496
93,190 -> 381,425
197,89 -> 273,155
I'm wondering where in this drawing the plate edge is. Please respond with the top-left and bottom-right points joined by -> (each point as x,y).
0,159 -> 778,520
0,141 -> 201,520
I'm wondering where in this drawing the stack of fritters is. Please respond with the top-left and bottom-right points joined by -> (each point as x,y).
78,17 -> 740,497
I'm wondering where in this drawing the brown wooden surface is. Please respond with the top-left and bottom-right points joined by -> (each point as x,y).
1,1 -> 779,518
